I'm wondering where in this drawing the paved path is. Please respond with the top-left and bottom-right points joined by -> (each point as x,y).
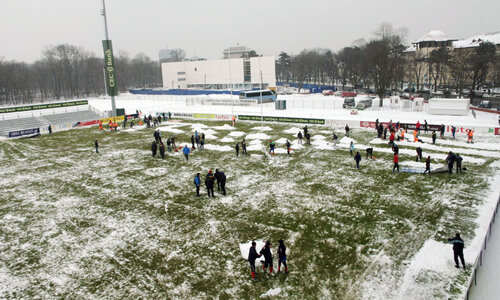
468,203 -> 500,300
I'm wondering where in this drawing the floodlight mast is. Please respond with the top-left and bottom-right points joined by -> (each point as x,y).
101,0 -> 116,116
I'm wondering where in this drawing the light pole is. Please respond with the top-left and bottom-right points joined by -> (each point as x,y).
228,47 -> 234,117
101,0 -> 116,117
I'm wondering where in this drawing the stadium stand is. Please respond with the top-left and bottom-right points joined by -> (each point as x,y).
0,109 -> 102,137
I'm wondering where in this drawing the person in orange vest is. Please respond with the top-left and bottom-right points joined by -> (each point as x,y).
108,121 -> 112,130
98,120 -> 103,130
413,129 -> 418,142
392,153 -> 400,173
232,115 -> 236,126
467,130 -> 474,143
397,128 -> 405,141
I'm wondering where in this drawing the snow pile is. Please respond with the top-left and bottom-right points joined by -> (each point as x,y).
159,127 -> 184,134
274,138 -> 289,144
228,131 -> 245,137
260,288 -> 282,298
283,127 -> 302,134
246,140 -> 264,151
220,137 -> 234,143
201,144 -> 232,152
189,123 -> 208,129
212,124 -> 234,130
246,133 -> 271,140
252,126 -> 273,131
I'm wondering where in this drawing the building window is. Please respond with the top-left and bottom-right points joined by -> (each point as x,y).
243,59 -> 251,82
178,78 -> 186,81
177,71 -> 185,75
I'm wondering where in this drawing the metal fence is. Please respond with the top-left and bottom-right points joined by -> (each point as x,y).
464,196 -> 500,300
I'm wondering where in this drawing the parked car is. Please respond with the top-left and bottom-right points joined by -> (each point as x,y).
356,98 -> 372,109
342,97 -> 355,108
478,100 -> 492,109
341,91 -> 357,97
322,90 -> 334,96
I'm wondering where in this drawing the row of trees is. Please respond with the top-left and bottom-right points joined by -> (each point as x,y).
276,24 -> 408,100
0,44 -> 162,106
276,24 -> 499,101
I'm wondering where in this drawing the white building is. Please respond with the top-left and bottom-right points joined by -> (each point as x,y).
161,56 -> 276,90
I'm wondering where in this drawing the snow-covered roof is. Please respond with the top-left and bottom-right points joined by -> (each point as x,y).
414,30 -> 458,43
453,31 -> 500,48
404,45 -> 417,53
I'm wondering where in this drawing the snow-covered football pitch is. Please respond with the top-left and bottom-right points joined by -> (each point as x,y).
0,119 -> 499,299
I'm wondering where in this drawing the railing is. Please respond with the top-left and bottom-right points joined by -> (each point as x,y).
464,195 -> 500,300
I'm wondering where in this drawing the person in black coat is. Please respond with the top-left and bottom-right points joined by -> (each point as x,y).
151,141 -> 157,157
432,130 -> 437,144
205,170 -> 215,197
456,154 -> 463,173
424,156 -> 431,175
235,142 -> 240,157
448,233 -> 466,269
445,151 -> 456,174
354,151 -> 362,169
383,127 -> 388,140
416,147 -> 423,162
260,240 -> 273,274
215,169 -> 221,191
219,171 -> 226,195
191,135 -> 195,149
94,140 -> 99,153
286,140 -> 291,155
345,124 -> 350,137
277,239 -> 288,273
248,241 -> 262,281
159,142 -> 165,159
242,139 -> 247,155
365,147 -> 373,159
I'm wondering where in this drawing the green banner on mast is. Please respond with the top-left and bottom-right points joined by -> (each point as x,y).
102,40 -> 118,96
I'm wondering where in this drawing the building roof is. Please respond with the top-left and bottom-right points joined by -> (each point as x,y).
453,31 -> 500,48
414,30 -> 458,43
404,45 -> 417,53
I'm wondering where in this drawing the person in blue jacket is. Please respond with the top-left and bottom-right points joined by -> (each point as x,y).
194,173 -> 201,196
248,241 -> 262,281
354,151 -> 362,169
448,233 -> 466,269
183,144 -> 190,161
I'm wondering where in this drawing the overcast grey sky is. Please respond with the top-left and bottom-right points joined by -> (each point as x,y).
1,0 -> 499,62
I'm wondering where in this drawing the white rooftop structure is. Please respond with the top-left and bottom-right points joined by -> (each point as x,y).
453,31 -> 500,48
414,30 -> 458,43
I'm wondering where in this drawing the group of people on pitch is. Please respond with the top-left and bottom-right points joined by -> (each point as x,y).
248,240 -> 288,281
194,169 -> 226,197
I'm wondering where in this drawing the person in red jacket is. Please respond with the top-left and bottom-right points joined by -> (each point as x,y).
389,131 -> 395,146
393,154 -> 400,173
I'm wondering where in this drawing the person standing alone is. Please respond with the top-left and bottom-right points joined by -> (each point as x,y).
448,233 -> 466,269
94,140 -> 99,153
